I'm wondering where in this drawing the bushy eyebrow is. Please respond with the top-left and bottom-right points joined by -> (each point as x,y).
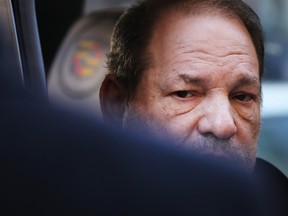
177,73 -> 260,89
232,76 -> 260,92
178,74 -> 209,85
160,74 -> 208,91
164,73 -> 260,94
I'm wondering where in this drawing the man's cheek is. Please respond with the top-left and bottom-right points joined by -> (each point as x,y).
234,111 -> 260,146
159,112 -> 199,138
233,103 -> 260,126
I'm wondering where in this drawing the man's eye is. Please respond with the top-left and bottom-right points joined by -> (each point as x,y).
174,91 -> 194,98
234,94 -> 254,102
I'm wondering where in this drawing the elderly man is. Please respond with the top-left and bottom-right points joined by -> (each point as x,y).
100,0 -> 263,170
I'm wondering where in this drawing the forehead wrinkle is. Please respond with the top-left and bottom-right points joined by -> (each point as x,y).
170,42 -> 257,69
168,54 -> 257,81
176,46 -> 254,60
174,38 -> 250,53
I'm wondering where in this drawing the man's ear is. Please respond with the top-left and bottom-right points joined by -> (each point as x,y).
100,74 -> 127,126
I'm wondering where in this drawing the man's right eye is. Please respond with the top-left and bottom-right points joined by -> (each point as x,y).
174,91 -> 194,98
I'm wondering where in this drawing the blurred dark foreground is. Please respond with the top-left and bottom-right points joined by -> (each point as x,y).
0,91 -> 287,216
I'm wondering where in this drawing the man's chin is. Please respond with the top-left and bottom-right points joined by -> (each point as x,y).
199,148 -> 256,172
177,138 -> 257,172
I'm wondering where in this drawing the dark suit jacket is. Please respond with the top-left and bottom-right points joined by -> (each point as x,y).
254,158 -> 288,216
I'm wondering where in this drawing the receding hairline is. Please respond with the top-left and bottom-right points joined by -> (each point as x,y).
149,0 -> 244,27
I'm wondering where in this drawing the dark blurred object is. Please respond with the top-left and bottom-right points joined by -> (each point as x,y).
0,91 -> 260,215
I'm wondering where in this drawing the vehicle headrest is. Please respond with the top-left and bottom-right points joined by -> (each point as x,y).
48,8 -> 123,117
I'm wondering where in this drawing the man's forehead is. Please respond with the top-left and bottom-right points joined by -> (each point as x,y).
149,14 -> 258,69
150,11 -> 251,55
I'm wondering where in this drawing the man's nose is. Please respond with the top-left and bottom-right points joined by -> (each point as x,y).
197,96 -> 237,139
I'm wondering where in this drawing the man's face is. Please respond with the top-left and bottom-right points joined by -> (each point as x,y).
122,13 -> 261,168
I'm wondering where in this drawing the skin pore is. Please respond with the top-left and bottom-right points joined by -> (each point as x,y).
122,12 -> 261,170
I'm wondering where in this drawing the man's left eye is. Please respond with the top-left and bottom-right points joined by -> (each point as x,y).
174,91 -> 194,98
234,94 -> 254,102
